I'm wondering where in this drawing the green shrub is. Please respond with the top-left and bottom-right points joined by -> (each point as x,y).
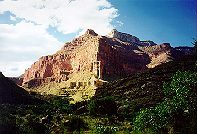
133,71 -> 197,133
87,99 -> 96,115
51,96 -> 72,113
65,116 -> 88,132
87,96 -> 117,116
91,124 -> 119,134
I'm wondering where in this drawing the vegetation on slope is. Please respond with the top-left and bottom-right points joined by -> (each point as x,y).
133,71 -> 197,133
0,42 -> 196,133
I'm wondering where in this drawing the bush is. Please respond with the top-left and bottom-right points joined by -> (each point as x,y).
133,71 -> 197,133
65,116 -> 88,132
91,124 -> 119,134
87,96 -> 117,116
51,96 -> 72,113
117,102 -> 138,120
87,99 -> 96,115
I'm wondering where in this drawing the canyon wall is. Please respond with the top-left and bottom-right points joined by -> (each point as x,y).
22,29 -> 174,87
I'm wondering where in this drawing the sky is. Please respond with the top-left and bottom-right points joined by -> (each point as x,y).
0,0 -> 196,77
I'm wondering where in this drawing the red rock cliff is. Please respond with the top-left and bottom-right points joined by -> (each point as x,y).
22,29 -> 173,87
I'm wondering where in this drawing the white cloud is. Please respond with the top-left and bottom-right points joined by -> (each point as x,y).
116,20 -> 123,27
0,61 -> 34,77
0,0 -> 118,35
10,15 -> 17,21
0,21 -> 62,77
0,0 -> 119,77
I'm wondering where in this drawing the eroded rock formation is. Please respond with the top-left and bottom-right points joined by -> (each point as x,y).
22,29 -> 174,87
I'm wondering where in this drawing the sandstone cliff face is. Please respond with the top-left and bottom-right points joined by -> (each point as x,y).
23,29 -> 100,87
140,41 -> 157,46
97,37 -> 150,80
139,43 -> 173,68
22,29 -> 174,87
108,29 -> 140,44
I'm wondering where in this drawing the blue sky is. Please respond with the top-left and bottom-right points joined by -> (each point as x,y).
110,0 -> 196,46
0,0 -> 196,76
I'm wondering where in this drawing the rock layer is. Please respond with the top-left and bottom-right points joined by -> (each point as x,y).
22,29 -> 174,87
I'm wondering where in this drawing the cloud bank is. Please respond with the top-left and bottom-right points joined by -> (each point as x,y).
0,0 -> 119,76
0,21 -> 62,76
0,0 -> 118,35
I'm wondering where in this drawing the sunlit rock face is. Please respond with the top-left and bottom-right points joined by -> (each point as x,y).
138,43 -> 172,68
140,40 -> 157,46
108,29 -> 141,44
22,29 -> 174,87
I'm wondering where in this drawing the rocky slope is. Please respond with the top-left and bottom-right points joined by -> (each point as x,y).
22,29 -> 177,87
93,54 -> 196,113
